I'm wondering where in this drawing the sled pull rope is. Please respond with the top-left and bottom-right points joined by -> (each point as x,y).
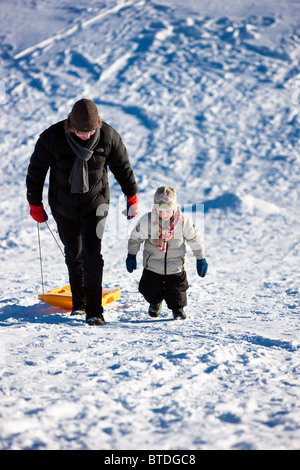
37,222 -> 44,294
37,221 -> 65,294
45,221 -> 65,257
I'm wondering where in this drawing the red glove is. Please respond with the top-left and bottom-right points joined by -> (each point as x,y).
29,203 -> 48,223
127,194 -> 138,220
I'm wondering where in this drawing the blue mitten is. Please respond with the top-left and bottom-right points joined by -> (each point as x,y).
197,258 -> 208,277
126,254 -> 137,273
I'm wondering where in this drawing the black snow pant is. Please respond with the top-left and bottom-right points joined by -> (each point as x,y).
53,209 -> 106,317
139,268 -> 189,310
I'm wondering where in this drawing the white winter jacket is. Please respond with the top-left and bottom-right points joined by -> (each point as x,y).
128,212 -> 205,275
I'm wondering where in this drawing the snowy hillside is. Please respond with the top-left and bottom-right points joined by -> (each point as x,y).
0,0 -> 299,450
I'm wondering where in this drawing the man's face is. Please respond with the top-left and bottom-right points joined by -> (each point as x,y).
75,129 -> 96,140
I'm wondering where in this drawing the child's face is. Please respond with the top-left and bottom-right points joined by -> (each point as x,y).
158,209 -> 173,221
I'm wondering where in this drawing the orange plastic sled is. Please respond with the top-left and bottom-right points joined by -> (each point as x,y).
38,285 -> 120,310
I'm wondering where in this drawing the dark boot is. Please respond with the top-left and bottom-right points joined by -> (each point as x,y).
86,315 -> 105,326
70,308 -> 86,316
172,308 -> 186,320
70,279 -> 86,316
148,302 -> 163,318
84,287 -> 105,325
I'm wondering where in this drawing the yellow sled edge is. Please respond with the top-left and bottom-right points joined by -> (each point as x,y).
38,285 -> 120,310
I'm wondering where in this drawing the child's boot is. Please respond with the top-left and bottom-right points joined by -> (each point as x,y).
148,302 -> 162,317
172,308 -> 186,320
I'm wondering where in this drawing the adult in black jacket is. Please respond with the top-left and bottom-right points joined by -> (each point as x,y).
26,99 -> 138,325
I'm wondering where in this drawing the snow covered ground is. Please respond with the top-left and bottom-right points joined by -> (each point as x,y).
0,0 -> 299,451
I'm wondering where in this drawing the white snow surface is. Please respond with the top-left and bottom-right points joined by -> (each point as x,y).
0,0 -> 300,451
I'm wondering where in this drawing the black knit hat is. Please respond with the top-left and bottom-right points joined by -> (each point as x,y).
69,99 -> 99,132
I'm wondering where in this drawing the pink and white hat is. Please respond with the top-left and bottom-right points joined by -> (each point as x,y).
153,186 -> 177,211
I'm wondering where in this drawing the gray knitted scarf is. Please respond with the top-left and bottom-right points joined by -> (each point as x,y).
66,128 -> 100,194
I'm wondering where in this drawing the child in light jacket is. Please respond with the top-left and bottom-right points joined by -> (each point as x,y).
126,186 -> 208,319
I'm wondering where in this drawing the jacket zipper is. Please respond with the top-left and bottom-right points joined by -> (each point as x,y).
164,242 -> 168,276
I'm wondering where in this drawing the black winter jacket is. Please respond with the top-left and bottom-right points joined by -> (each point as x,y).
26,120 -> 138,219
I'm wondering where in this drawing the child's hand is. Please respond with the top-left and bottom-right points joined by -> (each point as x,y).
197,258 -> 208,277
126,254 -> 137,273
